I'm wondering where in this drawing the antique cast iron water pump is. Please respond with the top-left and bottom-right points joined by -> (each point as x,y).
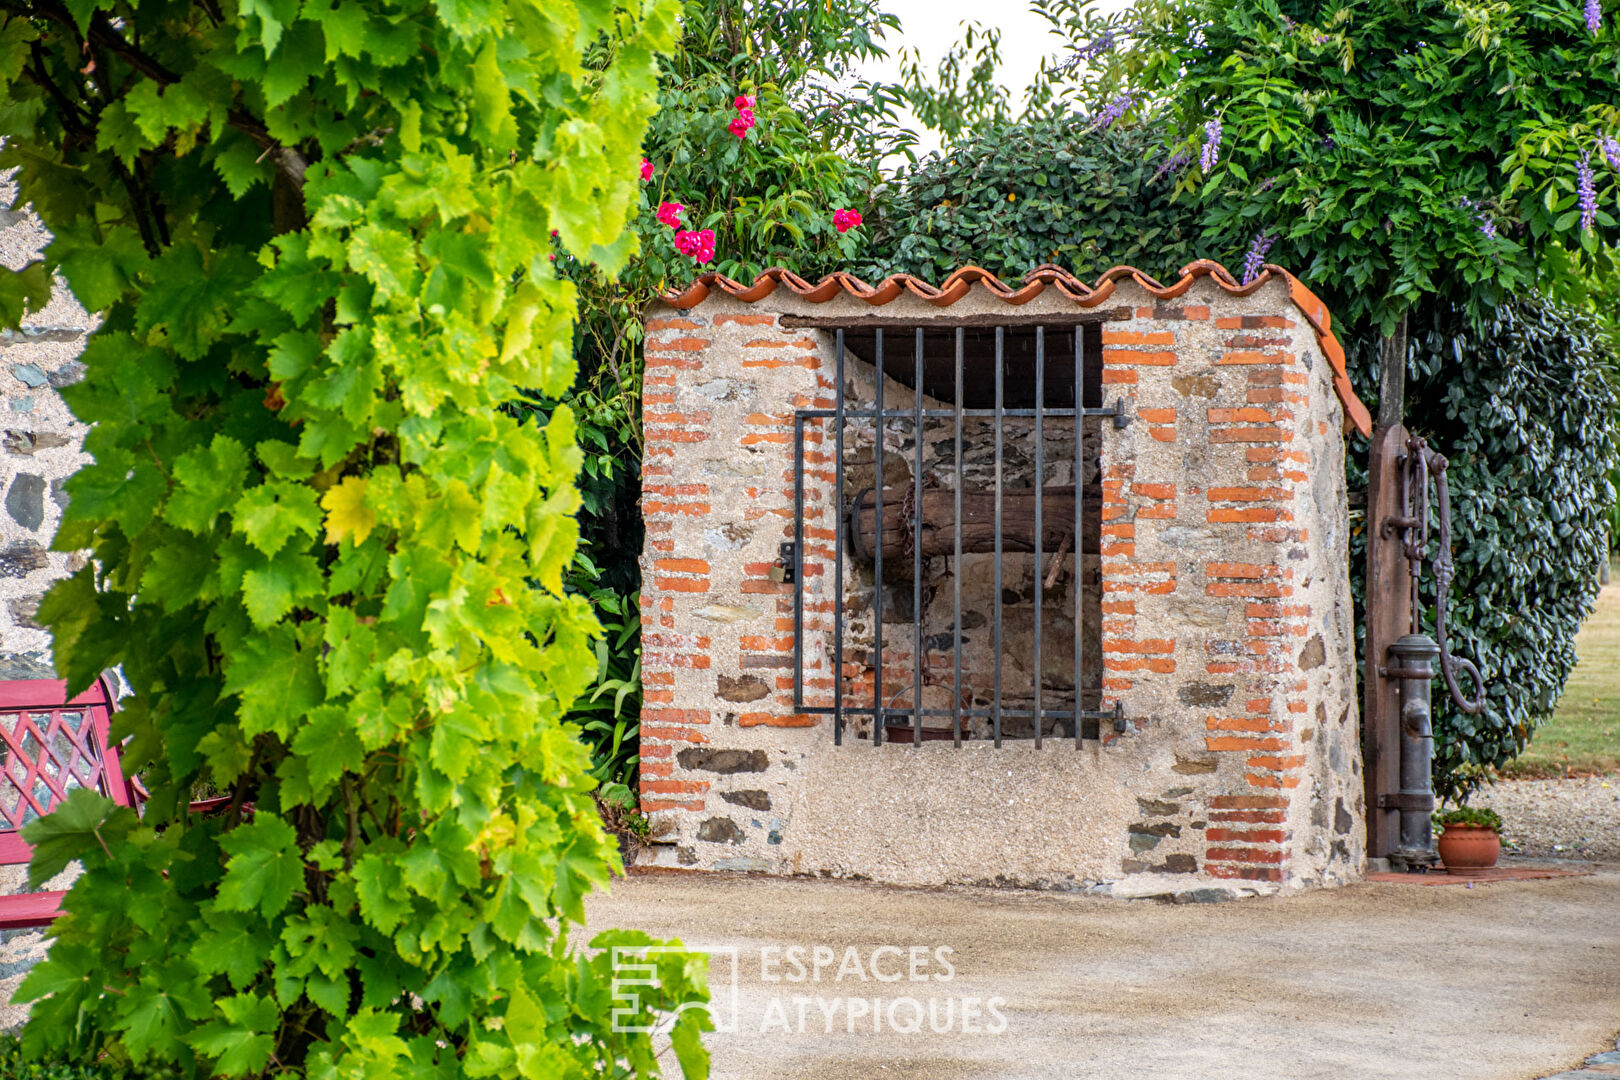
1376,437 -> 1487,867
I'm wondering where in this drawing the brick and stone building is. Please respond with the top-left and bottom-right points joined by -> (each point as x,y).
636,261 -> 1375,898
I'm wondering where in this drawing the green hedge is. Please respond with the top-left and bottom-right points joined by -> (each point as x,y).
0,1037 -> 170,1079
1346,297 -> 1618,799
859,118 -> 1208,283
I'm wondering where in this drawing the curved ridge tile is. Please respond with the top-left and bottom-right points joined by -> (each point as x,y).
662,279 -> 711,309
726,273 -> 780,303
1137,269 -> 1193,299
655,260 -> 1371,434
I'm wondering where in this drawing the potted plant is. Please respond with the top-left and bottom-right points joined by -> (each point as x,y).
1434,806 -> 1504,876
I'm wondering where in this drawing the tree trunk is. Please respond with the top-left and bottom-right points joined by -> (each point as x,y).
1377,312 -> 1408,431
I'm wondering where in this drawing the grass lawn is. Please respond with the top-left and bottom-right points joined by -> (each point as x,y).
1499,565 -> 1620,778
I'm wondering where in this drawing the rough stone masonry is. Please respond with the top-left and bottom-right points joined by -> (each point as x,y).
638,264 -> 1372,898
0,180 -> 95,1023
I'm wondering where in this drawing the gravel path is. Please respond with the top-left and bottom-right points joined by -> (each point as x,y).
1474,773 -> 1620,863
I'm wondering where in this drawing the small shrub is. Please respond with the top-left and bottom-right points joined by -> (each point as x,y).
1434,806 -> 1504,833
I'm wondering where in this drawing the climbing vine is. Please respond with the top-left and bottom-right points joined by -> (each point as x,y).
547,0 -> 903,796
0,1 -> 707,1076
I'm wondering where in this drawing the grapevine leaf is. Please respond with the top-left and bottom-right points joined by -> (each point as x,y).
351,854 -> 411,935
189,993 -> 279,1076
222,625 -> 324,738
217,815 -> 303,917
234,481 -> 323,557
321,475 -> 377,546
20,788 -> 126,889
192,912 -> 277,991
166,435 -> 252,535
241,547 -> 325,627
347,224 -> 420,302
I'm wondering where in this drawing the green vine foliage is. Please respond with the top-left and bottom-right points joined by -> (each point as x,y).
1,1 -> 710,1076
551,0 -> 904,790
1345,297 -> 1619,801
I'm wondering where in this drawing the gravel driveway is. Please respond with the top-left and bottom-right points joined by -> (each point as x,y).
1474,773 -> 1620,863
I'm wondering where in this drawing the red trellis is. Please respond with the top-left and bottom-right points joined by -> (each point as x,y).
0,677 -> 130,927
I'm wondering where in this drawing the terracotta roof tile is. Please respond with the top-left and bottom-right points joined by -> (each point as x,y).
659,260 -> 1373,437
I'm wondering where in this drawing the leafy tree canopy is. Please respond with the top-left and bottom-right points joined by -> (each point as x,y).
1037,0 -> 1620,332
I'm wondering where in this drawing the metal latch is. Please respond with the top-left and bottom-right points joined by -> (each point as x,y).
770,542 -> 796,584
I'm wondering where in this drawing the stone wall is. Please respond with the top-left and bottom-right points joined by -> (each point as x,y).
0,183 -> 93,1025
638,268 -> 1366,898
0,200 -> 89,681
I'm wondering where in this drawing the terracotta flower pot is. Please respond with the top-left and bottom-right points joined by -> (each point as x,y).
1437,824 -> 1501,876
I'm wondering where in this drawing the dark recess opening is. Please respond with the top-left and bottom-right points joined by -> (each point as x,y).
837,324 -> 1105,410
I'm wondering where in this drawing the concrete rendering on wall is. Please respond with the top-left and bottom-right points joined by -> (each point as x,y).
637,263 -> 1371,898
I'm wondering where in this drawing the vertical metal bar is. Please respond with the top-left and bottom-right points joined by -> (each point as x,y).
834,331 -> 846,746
1033,326 -> 1044,750
794,414 -> 805,712
913,328 -> 925,746
952,328 -> 964,748
993,326 -> 1004,748
873,329 -> 885,746
1074,325 -> 1084,747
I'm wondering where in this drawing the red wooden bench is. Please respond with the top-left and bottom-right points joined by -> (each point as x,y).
0,676 -> 133,930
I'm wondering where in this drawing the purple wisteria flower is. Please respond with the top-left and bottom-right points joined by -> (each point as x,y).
1240,230 -> 1275,284
1074,29 -> 1117,62
1066,23 -> 1138,71
1151,148 -> 1192,182
1093,92 -> 1135,129
1577,152 -> 1598,232
1585,0 -> 1602,35
1459,196 -> 1498,239
1200,117 -> 1222,172
1602,135 -> 1620,171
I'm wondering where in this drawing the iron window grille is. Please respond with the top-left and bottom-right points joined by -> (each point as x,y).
789,321 -> 1131,748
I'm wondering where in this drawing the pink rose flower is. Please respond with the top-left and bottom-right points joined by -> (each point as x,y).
657,201 -> 684,228
728,113 -> 754,140
673,228 -> 716,264
640,158 -> 654,181
833,208 -> 864,233
734,94 -> 756,111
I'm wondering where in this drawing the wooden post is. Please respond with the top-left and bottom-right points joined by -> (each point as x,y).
1364,316 -> 1410,861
